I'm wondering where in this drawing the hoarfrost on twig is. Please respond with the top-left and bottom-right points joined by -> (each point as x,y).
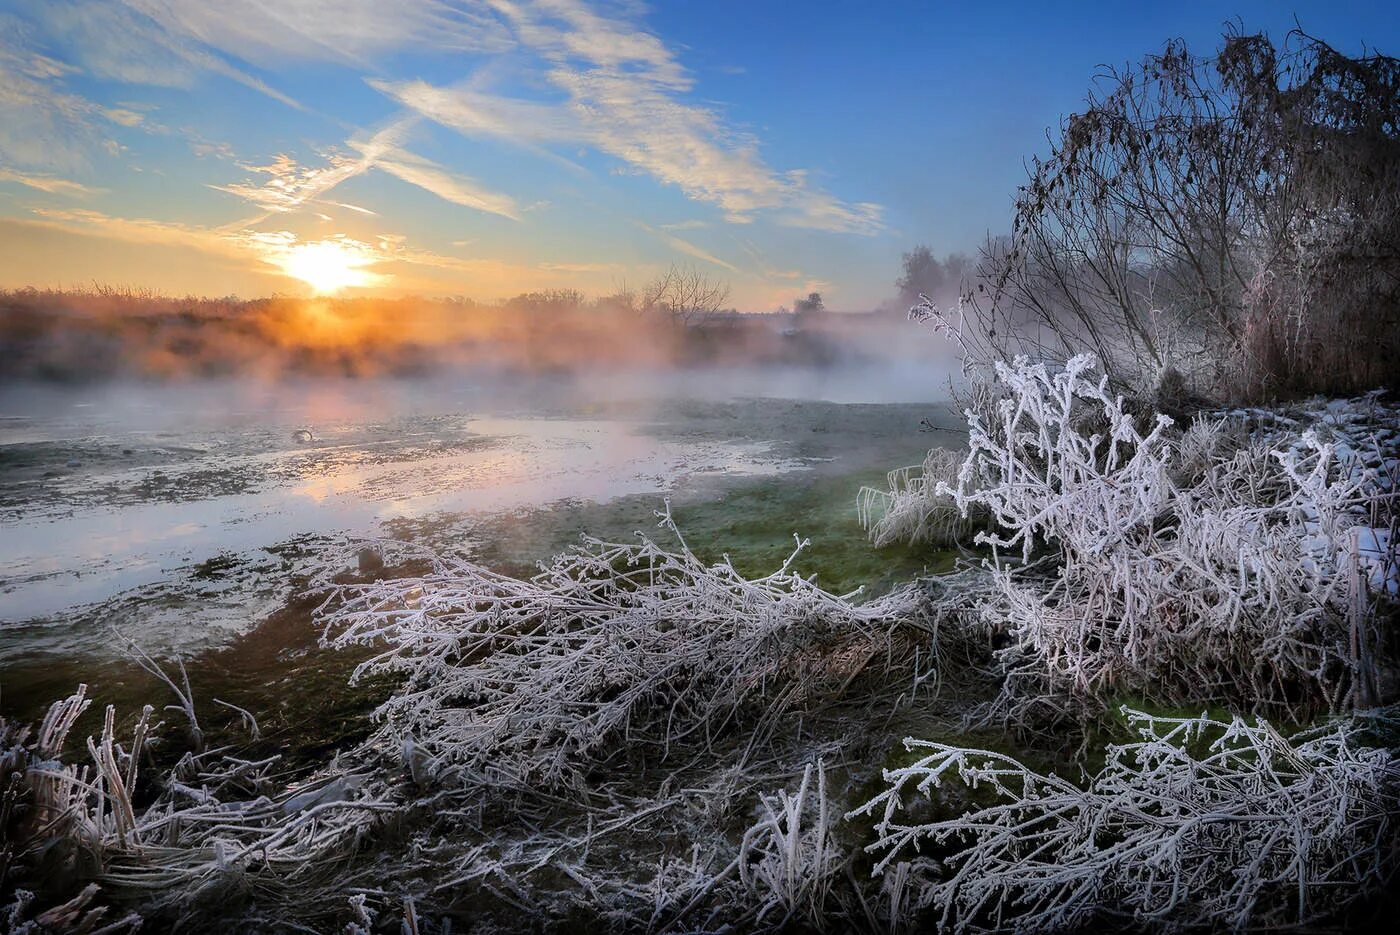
851,707 -> 1400,933
931,354 -> 1397,714
321,502 -> 928,795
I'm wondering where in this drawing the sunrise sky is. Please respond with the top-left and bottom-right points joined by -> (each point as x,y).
0,0 -> 1394,310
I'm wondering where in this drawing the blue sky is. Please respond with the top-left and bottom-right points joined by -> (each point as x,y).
0,1 -> 1395,308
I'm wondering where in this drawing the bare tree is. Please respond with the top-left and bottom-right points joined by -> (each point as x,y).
641,264 -> 731,327
970,28 -> 1400,402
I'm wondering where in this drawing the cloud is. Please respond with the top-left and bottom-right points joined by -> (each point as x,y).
371,1 -> 884,235
213,152 -> 369,215
495,0 -> 689,89
364,77 -> 591,177
0,30 -> 147,169
352,142 -> 521,221
732,237 -> 812,289
637,222 -> 739,273
329,201 -> 378,216
16,205 -> 593,295
36,1 -> 305,111
184,132 -> 237,160
366,79 -> 581,146
120,0 -> 514,67
2,0 -> 887,306
25,206 -> 245,256
213,121 -> 521,222
22,206 -> 394,291
0,168 -> 102,197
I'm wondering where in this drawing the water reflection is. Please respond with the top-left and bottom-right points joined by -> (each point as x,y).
0,395 -> 809,657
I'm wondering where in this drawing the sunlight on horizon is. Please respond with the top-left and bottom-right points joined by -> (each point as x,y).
276,239 -> 384,294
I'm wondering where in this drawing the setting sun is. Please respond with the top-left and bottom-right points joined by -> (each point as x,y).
276,238 -> 382,294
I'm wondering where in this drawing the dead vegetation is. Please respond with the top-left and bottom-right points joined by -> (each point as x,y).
4,353 -> 1395,932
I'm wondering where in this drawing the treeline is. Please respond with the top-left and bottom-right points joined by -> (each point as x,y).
0,280 -> 850,382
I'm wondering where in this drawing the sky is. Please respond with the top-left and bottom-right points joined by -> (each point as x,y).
0,1 -> 1395,310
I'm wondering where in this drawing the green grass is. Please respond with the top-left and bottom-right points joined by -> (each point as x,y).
468,466 -> 953,597
4,463 -> 951,773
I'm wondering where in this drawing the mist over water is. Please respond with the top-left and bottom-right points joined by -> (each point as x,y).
0,355 -> 959,432
0,340 -> 960,663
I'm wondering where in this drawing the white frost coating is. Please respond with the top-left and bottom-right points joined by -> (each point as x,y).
8,356 -> 1396,929
3,508 -> 944,929
852,708 -> 1400,933
6,684 -> 393,914
941,353 -> 1177,565
322,502 -> 926,793
933,355 -> 1396,710
857,447 -> 981,547
738,761 -> 841,929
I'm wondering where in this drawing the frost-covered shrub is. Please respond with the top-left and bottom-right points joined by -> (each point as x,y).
938,355 -> 1396,714
321,505 -> 926,794
853,708 -> 1400,933
858,448 -> 982,547
1,508 -> 945,931
9,686 -> 151,864
1169,412 -> 1244,486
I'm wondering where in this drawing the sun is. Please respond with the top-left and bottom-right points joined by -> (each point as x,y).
277,239 -> 383,294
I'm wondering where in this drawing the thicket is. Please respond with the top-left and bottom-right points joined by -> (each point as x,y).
964,29 -> 1400,403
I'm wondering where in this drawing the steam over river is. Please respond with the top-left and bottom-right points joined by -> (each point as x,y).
0,368 -> 953,665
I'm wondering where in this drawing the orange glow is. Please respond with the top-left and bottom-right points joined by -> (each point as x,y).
275,239 -> 383,294
282,300 -> 356,347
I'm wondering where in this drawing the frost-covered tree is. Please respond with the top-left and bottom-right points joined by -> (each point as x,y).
972,28 -> 1400,401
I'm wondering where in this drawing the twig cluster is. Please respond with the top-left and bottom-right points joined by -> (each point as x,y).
938,354 -> 1397,716
321,503 -> 925,796
853,707 -> 1400,933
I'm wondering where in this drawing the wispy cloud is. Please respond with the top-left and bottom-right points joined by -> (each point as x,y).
329,201 -> 378,216
734,238 -> 807,280
18,205 -> 598,295
637,222 -> 739,273
0,35 -> 145,169
25,206 -> 243,255
1,0 -> 891,306
0,167 -> 102,197
21,206 -> 400,291
373,0 -> 884,235
120,0 -> 514,67
353,140 -> 521,221
184,131 -> 237,160
213,121 -> 520,222
366,79 -> 581,146
212,153 -> 368,215
36,1 -> 305,111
